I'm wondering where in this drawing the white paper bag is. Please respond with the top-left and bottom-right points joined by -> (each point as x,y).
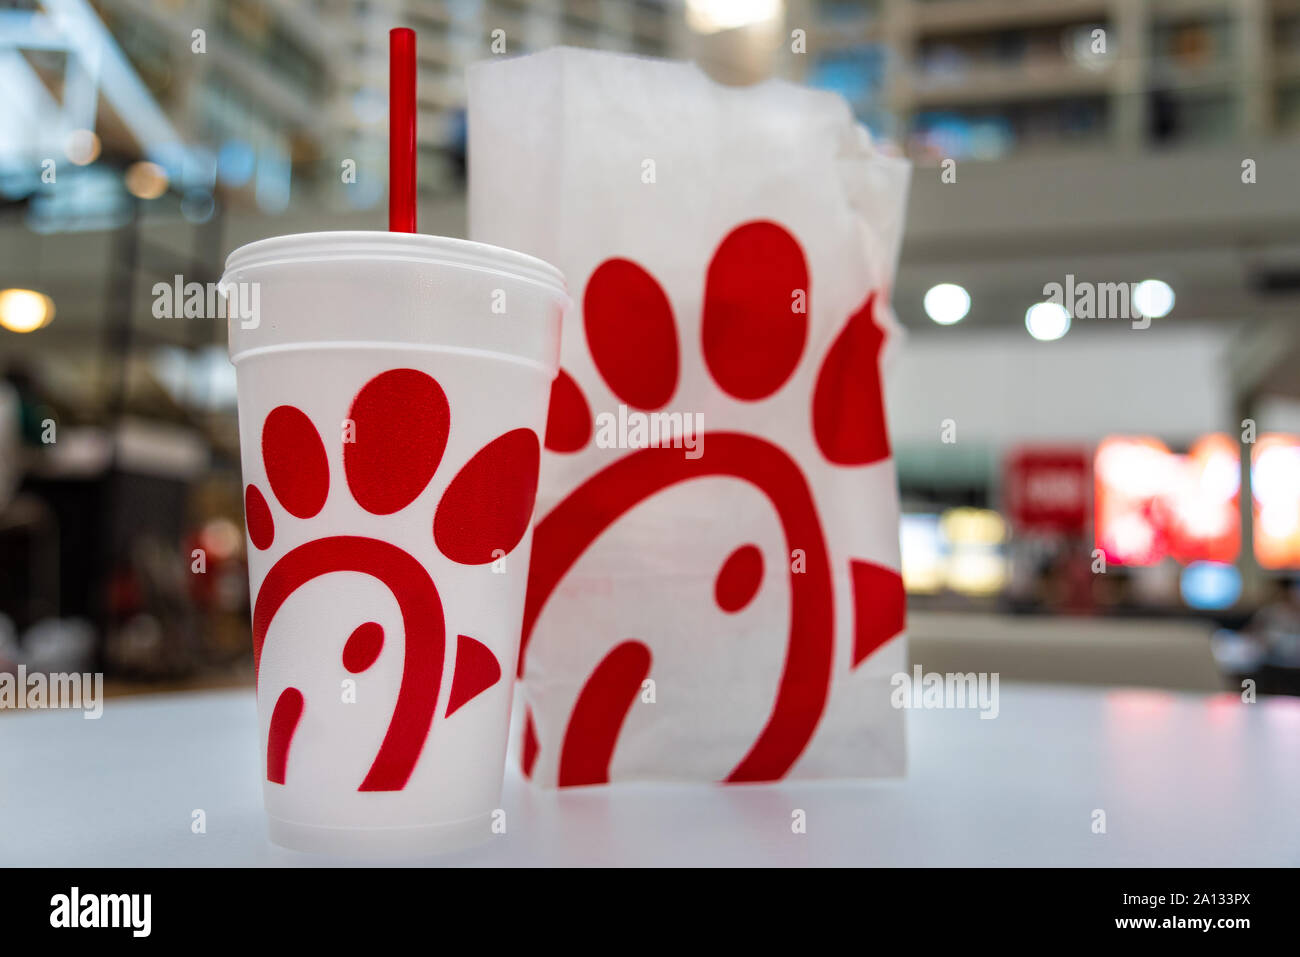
469,47 -> 910,786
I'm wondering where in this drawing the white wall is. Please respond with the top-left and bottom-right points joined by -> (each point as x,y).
884,322 -> 1235,448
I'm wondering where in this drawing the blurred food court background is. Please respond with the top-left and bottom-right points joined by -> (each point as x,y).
1,0 -> 1299,699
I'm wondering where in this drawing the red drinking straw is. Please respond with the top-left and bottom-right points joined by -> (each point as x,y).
389,27 -> 417,232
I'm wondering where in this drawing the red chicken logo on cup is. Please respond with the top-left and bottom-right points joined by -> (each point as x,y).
522,220 -> 906,786
245,370 -> 538,791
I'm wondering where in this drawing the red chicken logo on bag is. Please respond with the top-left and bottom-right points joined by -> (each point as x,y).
521,220 -> 906,786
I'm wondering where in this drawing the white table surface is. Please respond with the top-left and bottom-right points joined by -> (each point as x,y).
2,683 -> 1297,867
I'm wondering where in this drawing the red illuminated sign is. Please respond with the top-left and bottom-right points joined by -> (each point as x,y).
1094,435 -> 1240,566
1004,447 -> 1090,534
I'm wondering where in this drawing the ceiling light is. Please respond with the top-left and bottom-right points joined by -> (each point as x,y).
685,0 -> 782,34
125,160 -> 169,199
1025,302 -> 1070,341
923,283 -> 971,325
65,129 -> 101,166
0,288 -> 55,333
1133,279 -> 1174,319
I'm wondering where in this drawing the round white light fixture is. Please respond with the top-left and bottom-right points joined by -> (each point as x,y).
1133,279 -> 1175,319
65,129 -> 101,166
0,288 -> 55,333
124,160 -> 169,200
685,0 -> 782,33
923,283 -> 971,325
1025,302 -> 1070,341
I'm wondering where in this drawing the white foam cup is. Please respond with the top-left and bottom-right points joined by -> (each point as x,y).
223,232 -> 565,857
